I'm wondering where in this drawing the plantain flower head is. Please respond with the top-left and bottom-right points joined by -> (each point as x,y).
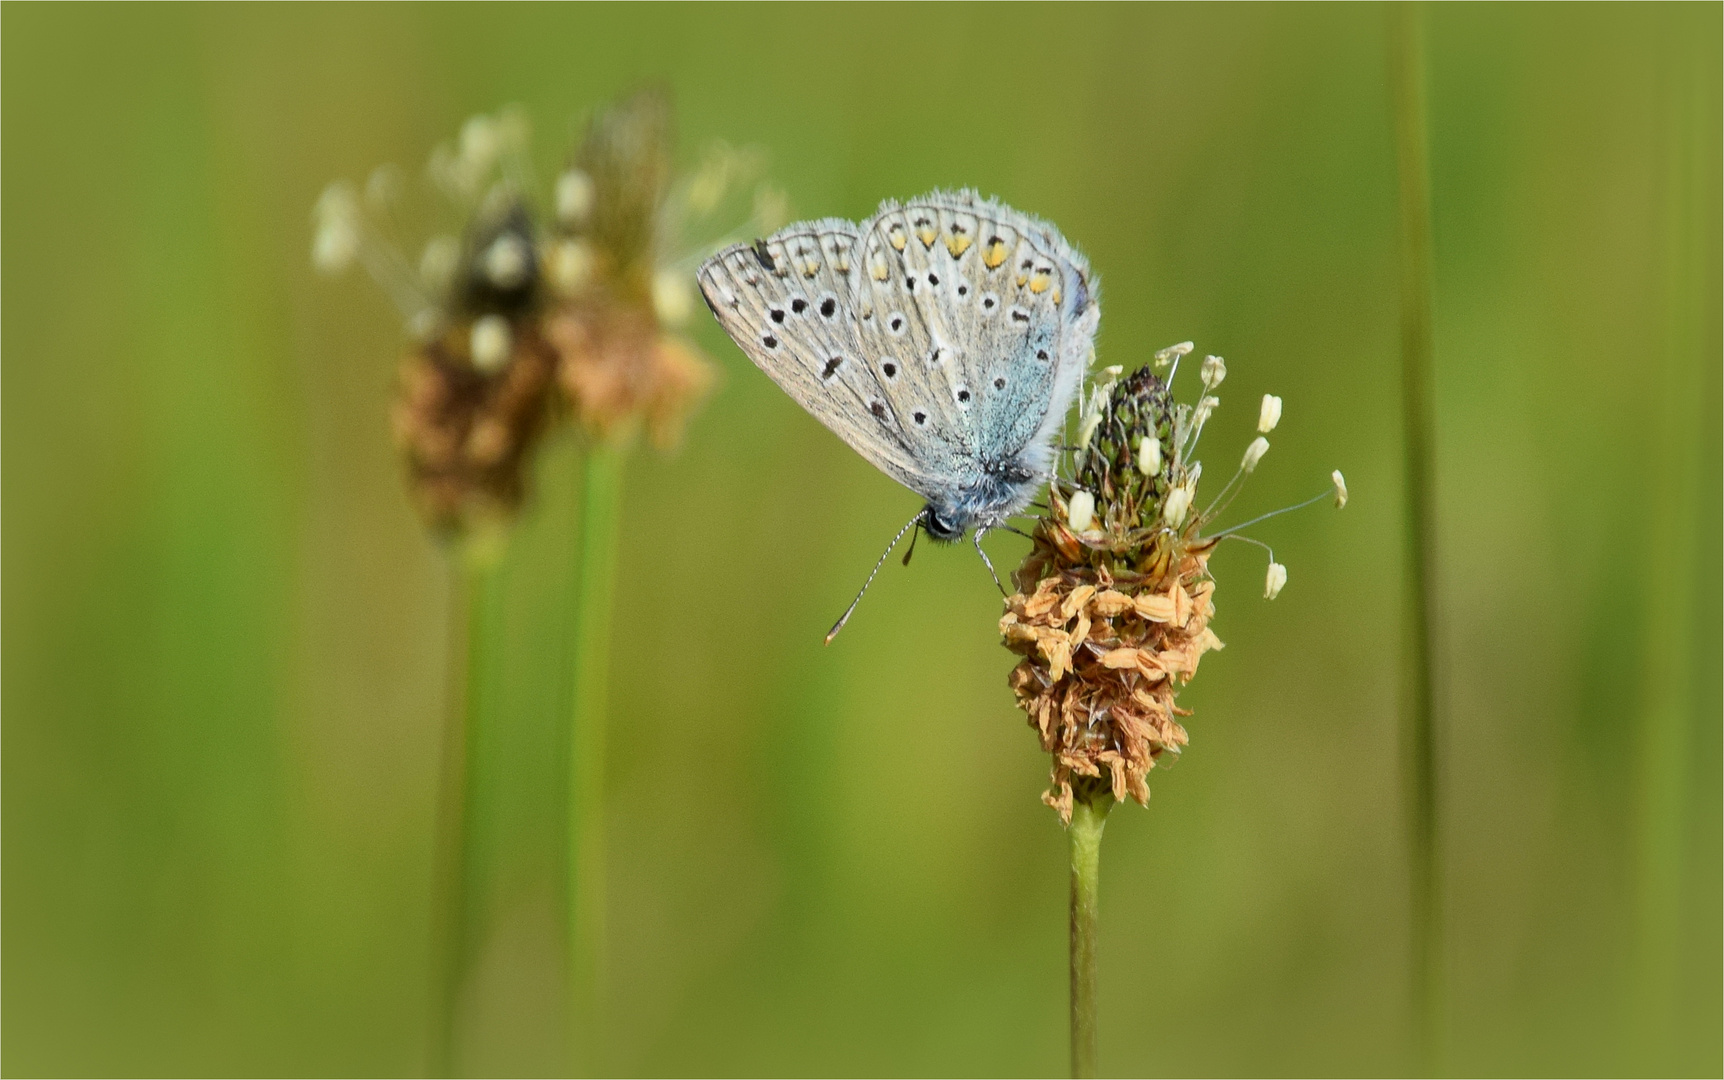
1002,348 -> 1344,822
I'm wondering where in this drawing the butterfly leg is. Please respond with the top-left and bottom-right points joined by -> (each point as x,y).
972,528 -> 1008,596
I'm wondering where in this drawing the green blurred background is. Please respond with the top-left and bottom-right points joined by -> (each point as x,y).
4,3 -> 1719,1076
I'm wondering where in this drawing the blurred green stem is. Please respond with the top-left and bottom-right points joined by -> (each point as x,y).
429,539 -> 507,1078
1389,3 -> 1442,1073
567,441 -> 624,1075
1069,793 -> 1112,1080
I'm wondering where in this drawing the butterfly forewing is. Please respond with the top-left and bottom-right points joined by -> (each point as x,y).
697,221 -> 935,495
698,190 -> 1098,525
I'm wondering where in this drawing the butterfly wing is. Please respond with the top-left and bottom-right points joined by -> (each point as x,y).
853,191 -> 1098,496
698,220 -> 943,499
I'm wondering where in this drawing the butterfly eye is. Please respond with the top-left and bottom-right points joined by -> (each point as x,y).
994,377 -> 1007,389
957,284 -> 968,296
819,295 -> 838,318
926,272 -> 940,288
882,362 -> 898,379
887,313 -> 907,336
981,293 -> 999,313
791,298 -> 808,315
763,334 -> 779,349
913,411 -> 928,425
770,308 -> 786,324
956,388 -> 971,405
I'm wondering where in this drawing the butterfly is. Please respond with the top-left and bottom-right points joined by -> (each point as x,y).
697,189 -> 1099,640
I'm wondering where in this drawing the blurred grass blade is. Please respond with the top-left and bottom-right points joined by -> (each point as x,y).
1631,14 -> 1709,1067
1388,3 -> 1442,1071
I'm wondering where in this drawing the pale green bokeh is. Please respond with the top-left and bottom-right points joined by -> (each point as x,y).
3,4 -> 1718,1076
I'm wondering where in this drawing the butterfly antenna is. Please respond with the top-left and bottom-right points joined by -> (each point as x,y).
901,519 -> 922,566
824,510 -> 925,645
973,527 -> 1008,596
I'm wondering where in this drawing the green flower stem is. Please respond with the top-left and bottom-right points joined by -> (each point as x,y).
1069,794 -> 1113,1080
1389,3 -> 1443,1072
567,441 -> 625,1075
429,540 -> 507,1078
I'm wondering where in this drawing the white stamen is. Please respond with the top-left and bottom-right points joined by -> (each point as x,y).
469,315 -> 512,374
1138,435 -> 1162,476
482,234 -> 530,290
1332,470 -> 1349,509
1264,562 -> 1287,600
652,268 -> 694,327
1154,341 -> 1194,369
547,239 -> 593,296
419,235 -> 460,294
312,218 -> 359,275
1242,436 -> 1270,473
1068,490 -> 1096,533
1258,394 -> 1282,433
556,169 -> 595,226
310,182 -> 361,275
1201,354 -> 1227,389
1163,486 -> 1191,528
459,114 -> 499,171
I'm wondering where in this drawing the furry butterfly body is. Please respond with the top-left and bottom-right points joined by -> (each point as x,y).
697,190 -> 1098,542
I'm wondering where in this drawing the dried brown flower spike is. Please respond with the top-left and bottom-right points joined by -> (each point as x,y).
313,109 -> 559,537
545,91 -> 713,447
393,199 -> 559,535
1003,345 -> 1345,822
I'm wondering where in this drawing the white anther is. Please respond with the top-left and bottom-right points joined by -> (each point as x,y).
310,182 -> 360,274
1242,436 -> 1270,473
1154,341 -> 1195,368
1163,486 -> 1191,528
1258,394 -> 1283,433
547,239 -> 593,296
556,169 -> 595,226
1201,354 -> 1227,389
459,114 -> 499,170
1264,562 -> 1288,600
1332,470 -> 1349,509
469,314 -> 512,374
1138,435 -> 1162,476
1068,490 -> 1096,533
419,235 -> 460,294
312,218 -> 359,275
652,268 -> 694,327
482,234 -> 530,290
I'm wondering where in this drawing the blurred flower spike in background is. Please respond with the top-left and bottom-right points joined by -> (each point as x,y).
1002,344 -> 1347,822
545,88 -> 787,448
310,91 -> 789,533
